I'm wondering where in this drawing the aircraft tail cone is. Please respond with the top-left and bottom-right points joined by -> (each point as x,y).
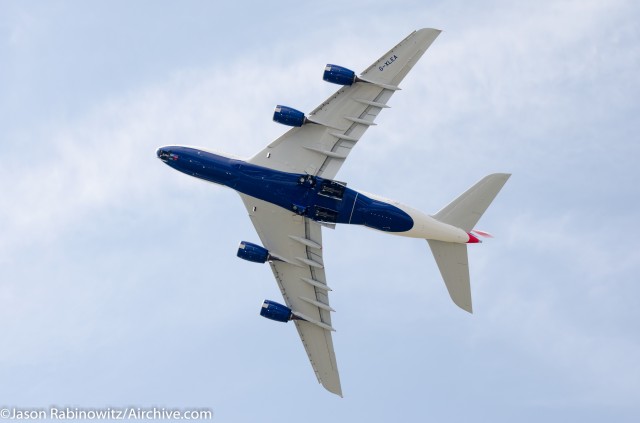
466,232 -> 481,244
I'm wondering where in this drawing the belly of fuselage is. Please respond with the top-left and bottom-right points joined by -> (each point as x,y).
233,169 -> 417,233
161,146 -> 473,242
164,146 -> 417,234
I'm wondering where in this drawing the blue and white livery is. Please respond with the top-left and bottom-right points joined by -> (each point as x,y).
157,28 -> 510,397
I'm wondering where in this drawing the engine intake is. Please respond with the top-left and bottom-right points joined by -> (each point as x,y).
323,64 -> 356,86
260,300 -> 292,323
273,105 -> 306,127
237,241 -> 270,263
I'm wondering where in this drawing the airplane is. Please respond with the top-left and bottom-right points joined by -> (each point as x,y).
156,28 -> 510,397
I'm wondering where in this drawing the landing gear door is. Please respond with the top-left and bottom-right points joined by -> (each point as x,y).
318,180 -> 347,200
314,206 -> 339,224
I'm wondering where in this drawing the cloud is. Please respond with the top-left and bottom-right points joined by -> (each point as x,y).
0,53 -> 325,255
478,209 -> 640,406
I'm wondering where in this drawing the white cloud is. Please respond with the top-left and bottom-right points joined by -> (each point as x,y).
0,52 -> 332,256
478,210 -> 640,405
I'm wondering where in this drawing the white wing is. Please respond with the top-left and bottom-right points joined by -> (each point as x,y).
249,28 -> 441,180
239,193 -> 341,396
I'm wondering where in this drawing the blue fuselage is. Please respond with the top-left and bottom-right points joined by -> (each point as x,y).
157,146 -> 414,233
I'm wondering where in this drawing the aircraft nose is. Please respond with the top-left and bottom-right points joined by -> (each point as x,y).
156,148 -> 168,161
156,148 -> 176,162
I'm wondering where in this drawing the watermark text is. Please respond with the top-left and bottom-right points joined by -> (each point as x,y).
1,407 -> 213,420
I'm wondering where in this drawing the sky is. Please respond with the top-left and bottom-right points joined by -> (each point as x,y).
1,0 -> 639,421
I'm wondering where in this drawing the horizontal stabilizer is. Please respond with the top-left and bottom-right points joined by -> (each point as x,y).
427,240 -> 472,313
434,173 -> 511,232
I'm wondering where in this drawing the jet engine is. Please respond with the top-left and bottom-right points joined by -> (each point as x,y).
237,241 -> 270,263
323,64 -> 356,86
273,105 -> 306,127
260,299 -> 292,323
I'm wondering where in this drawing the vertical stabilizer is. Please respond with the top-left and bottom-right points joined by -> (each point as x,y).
434,173 -> 510,232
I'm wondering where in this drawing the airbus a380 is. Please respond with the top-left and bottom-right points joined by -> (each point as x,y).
157,28 -> 510,396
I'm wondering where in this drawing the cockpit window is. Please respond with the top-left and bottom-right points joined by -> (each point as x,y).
158,149 -> 179,161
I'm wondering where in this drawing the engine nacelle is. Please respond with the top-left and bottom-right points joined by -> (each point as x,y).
260,299 -> 292,323
237,241 -> 269,263
323,64 -> 356,86
273,105 -> 306,127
